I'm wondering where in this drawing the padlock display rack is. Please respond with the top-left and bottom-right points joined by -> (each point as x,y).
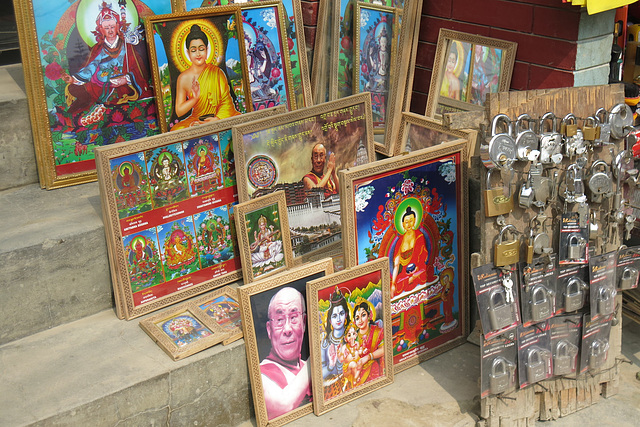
468,84 -> 627,426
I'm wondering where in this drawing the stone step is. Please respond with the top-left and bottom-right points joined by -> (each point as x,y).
0,182 -> 113,345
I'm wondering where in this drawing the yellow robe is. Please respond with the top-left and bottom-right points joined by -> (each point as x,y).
172,64 -> 241,131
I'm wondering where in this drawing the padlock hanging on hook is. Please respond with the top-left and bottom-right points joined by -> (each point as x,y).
481,114 -> 517,169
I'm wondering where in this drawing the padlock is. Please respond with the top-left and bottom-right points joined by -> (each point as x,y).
515,114 -> 539,160
489,356 -> 515,394
561,113 -> 579,137
589,339 -> 609,372
564,277 -> 586,312
553,340 -> 578,376
494,224 -> 521,267
487,288 -> 515,331
484,168 -> 514,217
597,286 -> 616,316
582,116 -> 600,142
561,114 -> 585,158
587,160 -> 612,203
594,108 -> 611,145
567,234 -> 585,260
481,114 -> 517,169
530,284 -> 553,322
526,347 -> 549,383
609,103 -> 634,140
539,112 -> 563,165
619,266 -> 639,289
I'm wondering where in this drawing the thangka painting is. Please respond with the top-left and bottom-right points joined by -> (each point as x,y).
306,258 -> 393,415
145,7 -> 251,132
95,106 -> 286,320
15,0 -> 175,188
158,311 -> 214,347
233,93 -> 374,261
339,140 -> 470,372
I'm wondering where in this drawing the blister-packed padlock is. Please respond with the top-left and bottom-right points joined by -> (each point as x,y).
489,356 -> 515,394
597,286 -> 616,316
530,284 -> 553,322
564,277 -> 586,312
589,339 -> 609,372
484,168 -> 514,217
494,224 -> 520,267
526,347 -> 549,383
553,340 -> 578,376
481,114 -> 517,169
487,288 -> 514,331
567,234 -> 585,260
619,266 -> 639,289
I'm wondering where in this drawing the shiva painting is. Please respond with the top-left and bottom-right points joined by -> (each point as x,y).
340,141 -> 468,371
158,217 -> 200,280
158,312 -> 213,347
193,205 -> 235,268
438,40 -> 472,103
200,294 -> 242,331
31,0 -> 172,182
183,135 -> 224,196
109,152 -> 153,219
147,9 -> 249,132
242,3 -> 294,110
145,143 -> 190,208
123,227 -> 164,293
246,203 -> 285,279
355,3 -> 394,131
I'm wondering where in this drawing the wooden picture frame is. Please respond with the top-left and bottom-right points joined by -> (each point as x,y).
234,190 -> 294,284
232,92 -> 375,262
306,258 -> 393,415
191,285 -> 243,344
393,111 -> 478,157
144,7 -> 253,133
180,0 -> 313,109
139,300 -> 229,361
310,0 -> 331,105
94,106 -> 286,320
338,140 -> 470,372
425,29 -> 517,121
13,0 -> 177,189
238,258 -> 334,426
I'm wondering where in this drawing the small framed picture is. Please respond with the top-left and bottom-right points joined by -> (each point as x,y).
139,305 -> 228,361
234,190 -> 293,284
306,258 -> 393,415
238,258 -> 334,426
425,29 -> 517,120
191,286 -> 243,345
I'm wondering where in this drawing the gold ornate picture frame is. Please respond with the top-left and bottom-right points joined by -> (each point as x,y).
238,258 -> 334,426
94,106 -> 285,320
338,140 -> 470,373
425,29 -> 517,121
234,190 -> 294,284
306,257 -> 393,415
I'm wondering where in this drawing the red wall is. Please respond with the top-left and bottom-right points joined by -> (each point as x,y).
411,0 -> 585,113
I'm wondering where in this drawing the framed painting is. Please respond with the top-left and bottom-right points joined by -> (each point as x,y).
310,0 -> 331,105
232,92 -> 375,262
238,258 -> 334,427
234,190 -> 294,284
14,0 -> 177,189
306,257 -> 393,415
180,0 -> 313,109
392,111 -> 477,157
139,301 -> 229,360
425,29 -> 517,120
94,105 -> 286,320
338,140 -> 470,372
191,285 -> 243,344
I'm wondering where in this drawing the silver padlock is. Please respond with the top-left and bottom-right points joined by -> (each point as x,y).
619,266 -> 639,289
589,339 -> 609,372
526,347 -> 549,383
594,108 -> 611,146
609,103 -> 634,140
489,356 -> 515,394
553,340 -> 578,376
539,112 -> 563,165
487,288 -> 515,331
530,284 -> 553,322
562,113 -> 586,157
482,114 -> 517,169
597,286 -> 616,316
515,114 -> 539,160
587,160 -> 613,204
567,234 -> 585,260
564,277 -> 586,312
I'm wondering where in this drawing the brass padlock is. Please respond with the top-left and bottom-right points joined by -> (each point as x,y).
553,340 -> 578,376
597,286 -> 616,316
564,277 -> 586,312
619,266 -> 639,289
530,284 -> 553,322
494,225 -> 521,267
582,116 -> 600,142
589,339 -> 609,372
526,347 -> 549,383
487,288 -> 515,331
567,234 -> 585,260
561,113 -> 579,137
485,168 -> 514,217
489,356 -> 515,394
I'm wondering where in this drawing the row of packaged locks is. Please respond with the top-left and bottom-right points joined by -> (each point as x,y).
472,246 -> 640,397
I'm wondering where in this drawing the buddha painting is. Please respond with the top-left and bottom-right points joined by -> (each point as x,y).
164,227 -> 197,271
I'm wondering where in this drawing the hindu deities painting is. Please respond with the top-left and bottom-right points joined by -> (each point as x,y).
145,144 -> 189,208
246,203 -> 285,279
158,217 -> 200,279
193,206 -> 235,269
157,312 -> 213,347
123,227 -> 164,293
200,294 -> 242,331
110,152 -> 152,219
